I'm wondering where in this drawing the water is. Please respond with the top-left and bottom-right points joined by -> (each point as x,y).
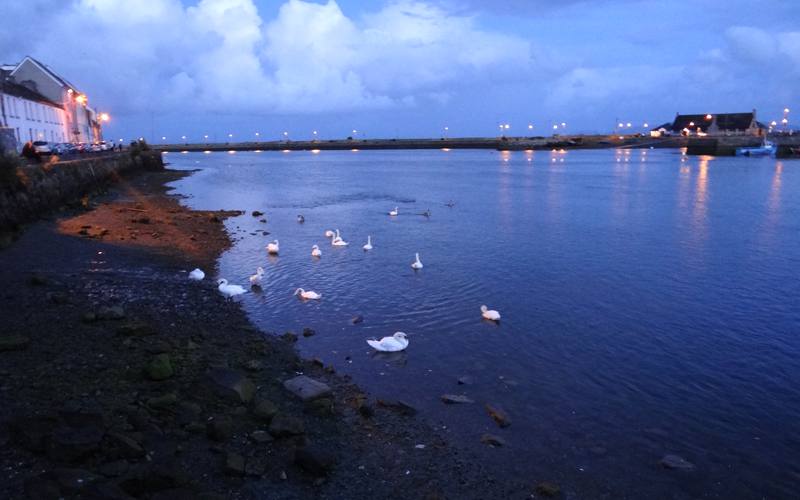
166,148 -> 800,498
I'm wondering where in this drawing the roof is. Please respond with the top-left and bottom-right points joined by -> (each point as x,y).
11,56 -> 82,94
672,114 -> 714,132
666,112 -> 756,132
0,79 -> 63,108
713,113 -> 755,131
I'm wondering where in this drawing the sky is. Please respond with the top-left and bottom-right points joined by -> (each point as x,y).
2,0 -> 798,142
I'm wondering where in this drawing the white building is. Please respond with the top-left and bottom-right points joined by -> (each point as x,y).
0,56 -> 103,148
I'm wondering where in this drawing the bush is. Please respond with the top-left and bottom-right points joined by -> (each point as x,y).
0,151 -> 22,187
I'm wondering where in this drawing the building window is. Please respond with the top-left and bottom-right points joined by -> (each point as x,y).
28,128 -> 32,141
15,128 -> 20,142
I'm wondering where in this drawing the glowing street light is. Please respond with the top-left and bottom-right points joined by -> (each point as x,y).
552,124 -> 558,130
255,132 -> 260,139
643,123 -> 649,128
99,112 -> 110,122
181,135 -> 187,144
705,114 -> 713,120
528,124 -> 533,130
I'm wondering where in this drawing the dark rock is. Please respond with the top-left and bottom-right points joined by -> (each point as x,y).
145,340 -> 172,354
82,312 -> 97,323
202,368 -> 255,403
28,274 -> 48,286
589,446 -> 607,457
116,321 -> 156,337
251,211 -> 263,217
11,415 -> 58,452
485,404 -> 511,428
86,482 -> 136,500
281,331 -> 298,343
244,359 -> 263,372
253,399 -> 279,422
49,467 -> 101,494
24,476 -> 61,499
377,399 -> 417,416
147,393 -> 178,409
302,327 -> 316,337
206,416 -> 234,442
305,397 -> 334,417
225,452 -> 246,476
534,481 -> 561,497
480,434 -> 506,447
151,488 -> 199,500
48,423 -> 104,461
96,306 -> 126,320
105,431 -> 146,459
0,335 -> 29,352
284,375 -> 332,402
268,413 -> 305,437
250,430 -> 273,444
99,460 -> 131,477
660,454 -> 695,470
441,394 -> 475,404
245,462 -> 265,477
357,402 -> 374,418
294,446 -> 335,476
145,353 -> 174,381
47,291 -> 70,304
457,375 -> 474,385
350,315 -> 364,324
118,461 -> 189,496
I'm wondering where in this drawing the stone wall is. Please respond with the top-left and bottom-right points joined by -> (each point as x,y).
0,151 -> 163,231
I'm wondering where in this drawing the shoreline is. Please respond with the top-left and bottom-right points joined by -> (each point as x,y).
0,167 -> 529,499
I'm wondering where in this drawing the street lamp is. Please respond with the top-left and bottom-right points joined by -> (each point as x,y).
99,112 -> 110,122
312,130 -> 318,141
181,135 -> 187,144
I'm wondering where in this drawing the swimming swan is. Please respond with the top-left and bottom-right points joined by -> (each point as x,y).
363,235 -> 373,251
481,305 -> 501,321
411,253 -> 423,270
324,230 -> 335,238
311,244 -> 322,257
367,332 -> 409,352
389,207 -> 399,216
188,268 -> 205,281
217,279 -> 246,298
294,288 -> 322,300
249,267 -> 264,287
266,240 -> 280,255
332,229 -> 348,246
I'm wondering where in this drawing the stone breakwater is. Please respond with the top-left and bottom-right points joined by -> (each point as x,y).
0,151 -> 163,231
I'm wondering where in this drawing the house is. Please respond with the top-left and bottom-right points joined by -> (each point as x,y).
651,110 -> 768,137
0,56 -> 103,148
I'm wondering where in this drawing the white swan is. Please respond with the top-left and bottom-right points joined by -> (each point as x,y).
389,207 -> 399,216
324,230 -> 335,238
188,268 -> 205,281
367,332 -> 409,352
217,279 -> 246,298
363,235 -> 373,251
266,240 -> 279,255
311,244 -> 322,257
249,267 -> 264,287
411,253 -> 423,270
481,305 -> 501,322
294,288 -> 322,300
332,229 -> 348,246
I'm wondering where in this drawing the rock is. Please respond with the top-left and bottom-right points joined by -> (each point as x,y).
251,211 -> 264,217
350,315 -> 364,324
302,327 -> 316,337
589,446 -> 607,457
268,413 -> 305,437
96,306 -> 126,320
82,312 -> 97,323
225,452 -> 246,476
306,397 -> 334,417
117,321 -> 156,337
376,399 -> 417,416
48,423 -> 104,461
105,431 -> 146,459
245,462 -> 265,477
283,375 -> 332,402
441,394 -> 474,404
49,468 -> 101,494
253,399 -> 279,422
457,375 -> 474,385
206,416 -> 234,442
99,460 -> 131,477
24,476 -> 61,499
28,274 -> 48,286
47,291 -> 70,304
660,454 -> 695,470
250,430 -> 273,444
485,404 -> 511,428
145,354 -> 174,381
147,393 -> 178,409
281,331 -> 298,343
11,415 -> 58,452
0,335 -> 29,352
480,434 -> 506,447
244,359 -> 263,372
294,446 -> 335,476
86,482 -> 136,500
534,481 -> 561,497
145,340 -> 172,354
203,368 -> 256,403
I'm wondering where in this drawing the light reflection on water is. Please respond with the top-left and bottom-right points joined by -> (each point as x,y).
166,149 -> 800,498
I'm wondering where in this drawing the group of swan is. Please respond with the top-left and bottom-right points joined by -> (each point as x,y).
330,229 -> 348,246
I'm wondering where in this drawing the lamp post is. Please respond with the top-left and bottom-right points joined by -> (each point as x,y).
181,135 -> 187,145
312,130 -> 318,142
783,108 -> 790,131
443,126 -> 448,139
283,131 -> 289,142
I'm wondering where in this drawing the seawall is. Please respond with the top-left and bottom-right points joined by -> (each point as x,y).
0,151 -> 163,231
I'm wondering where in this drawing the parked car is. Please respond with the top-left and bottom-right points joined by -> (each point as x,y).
32,141 -> 52,154
98,141 -> 112,151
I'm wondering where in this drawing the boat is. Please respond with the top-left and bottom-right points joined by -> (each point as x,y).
736,140 -> 775,157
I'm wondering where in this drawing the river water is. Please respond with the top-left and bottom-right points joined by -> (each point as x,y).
166,148 -> 800,498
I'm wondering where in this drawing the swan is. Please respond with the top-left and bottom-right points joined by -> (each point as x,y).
249,267 -> 264,287
481,305 -> 501,322
367,332 -> 409,352
217,279 -> 246,298
297,215 -> 305,223
266,240 -> 279,255
411,253 -> 423,270
421,209 -> 431,218
332,229 -> 348,246
324,230 -> 335,238
294,288 -> 322,300
389,207 -> 399,216
363,235 -> 373,251
311,244 -> 322,257
188,268 -> 205,281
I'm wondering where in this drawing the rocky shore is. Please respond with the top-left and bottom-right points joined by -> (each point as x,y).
0,168 -> 527,499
